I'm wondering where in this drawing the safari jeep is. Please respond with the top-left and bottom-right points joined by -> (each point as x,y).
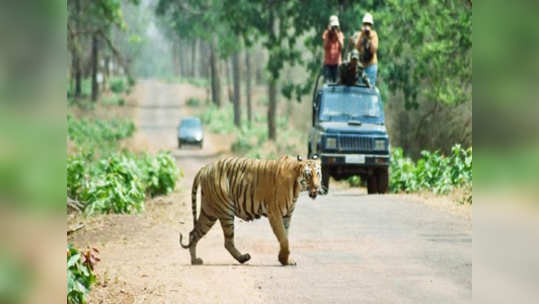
308,84 -> 390,194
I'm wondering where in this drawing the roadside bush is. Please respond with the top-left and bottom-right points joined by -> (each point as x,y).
347,175 -> 362,187
67,151 -> 181,214
389,144 -> 472,195
67,115 -> 135,151
186,97 -> 201,107
67,115 -> 182,214
199,104 -> 236,134
231,133 -> 253,154
67,245 -> 99,304
137,151 -> 181,197
80,153 -> 146,214
101,93 -> 125,106
109,77 -> 126,93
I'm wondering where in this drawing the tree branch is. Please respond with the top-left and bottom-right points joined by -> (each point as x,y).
97,29 -> 132,79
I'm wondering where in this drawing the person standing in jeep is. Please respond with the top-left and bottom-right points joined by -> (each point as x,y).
355,13 -> 378,86
322,15 -> 344,83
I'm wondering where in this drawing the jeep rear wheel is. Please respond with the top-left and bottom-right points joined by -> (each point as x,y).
376,168 -> 389,194
321,165 -> 330,194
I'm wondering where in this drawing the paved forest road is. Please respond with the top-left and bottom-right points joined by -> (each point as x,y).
81,80 -> 471,303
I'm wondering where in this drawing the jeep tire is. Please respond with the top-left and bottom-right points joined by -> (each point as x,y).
376,167 -> 389,194
321,165 -> 330,194
367,174 -> 377,194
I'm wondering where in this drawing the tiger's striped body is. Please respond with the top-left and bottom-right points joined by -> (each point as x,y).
180,155 -> 321,265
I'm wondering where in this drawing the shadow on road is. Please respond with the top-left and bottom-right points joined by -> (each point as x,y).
182,263 -> 285,268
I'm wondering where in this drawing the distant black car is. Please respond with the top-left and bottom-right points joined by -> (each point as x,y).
178,117 -> 203,148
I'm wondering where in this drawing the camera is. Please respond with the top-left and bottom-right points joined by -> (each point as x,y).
331,25 -> 338,32
363,27 -> 371,36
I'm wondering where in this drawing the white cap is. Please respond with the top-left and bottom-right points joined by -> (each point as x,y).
362,12 -> 373,25
329,15 -> 340,27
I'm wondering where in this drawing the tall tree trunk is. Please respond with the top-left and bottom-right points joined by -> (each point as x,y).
73,0 -> 81,98
267,9 -> 277,140
199,41 -> 207,79
179,39 -> 186,78
224,58 -> 232,102
232,51 -> 242,127
73,52 -> 82,98
173,39 -> 180,77
191,39 -> 197,78
245,50 -> 252,125
103,55 -> 110,92
209,37 -> 222,107
268,77 -> 277,140
91,33 -> 99,102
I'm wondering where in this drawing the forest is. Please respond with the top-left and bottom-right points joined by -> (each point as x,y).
67,0 -> 472,157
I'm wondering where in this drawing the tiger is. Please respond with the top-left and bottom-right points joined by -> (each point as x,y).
179,155 -> 321,266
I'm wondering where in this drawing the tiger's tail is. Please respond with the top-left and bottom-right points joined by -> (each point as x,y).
179,170 -> 201,249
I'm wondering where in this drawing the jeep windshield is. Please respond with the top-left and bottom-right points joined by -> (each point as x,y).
319,91 -> 383,124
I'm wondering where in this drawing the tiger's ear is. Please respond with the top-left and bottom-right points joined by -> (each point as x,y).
311,154 -> 319,160
297,155 -> 303,161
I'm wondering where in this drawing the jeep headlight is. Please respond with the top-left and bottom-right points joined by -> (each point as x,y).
325,137 -> 337,149
374,139 -> 386,151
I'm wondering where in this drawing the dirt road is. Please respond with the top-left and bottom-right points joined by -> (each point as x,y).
70,80 -> 471,303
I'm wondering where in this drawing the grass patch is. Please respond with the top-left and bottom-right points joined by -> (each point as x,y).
101,93 -> 125,107
186,97 -> 201,107
165,76 -> 209,88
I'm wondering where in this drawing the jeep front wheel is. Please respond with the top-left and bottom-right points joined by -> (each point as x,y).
367,174 -> 377,194
321,165 -> 330,194
376,168 -> 389,194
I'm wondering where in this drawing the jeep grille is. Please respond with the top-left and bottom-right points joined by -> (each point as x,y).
339,136 -> 373,151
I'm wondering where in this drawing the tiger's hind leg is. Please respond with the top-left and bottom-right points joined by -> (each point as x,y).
188,209 -> 217,265
219,217 -> 251,264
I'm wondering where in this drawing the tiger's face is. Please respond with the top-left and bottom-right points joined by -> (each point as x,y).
298,157 -> 322,199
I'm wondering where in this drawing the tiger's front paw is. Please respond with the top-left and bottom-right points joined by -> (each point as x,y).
278,250 -> 296,266
285,257 -> 296,266
238,253 -> 251,264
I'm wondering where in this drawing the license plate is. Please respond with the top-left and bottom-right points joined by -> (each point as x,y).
345,154 -> 365,164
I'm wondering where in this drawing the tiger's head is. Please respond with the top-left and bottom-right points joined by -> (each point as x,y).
296,155 -> 322,199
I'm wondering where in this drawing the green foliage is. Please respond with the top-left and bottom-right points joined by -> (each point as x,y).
231,133 -> 254,154
101,93 -> 125,106
378,0 -> 472,108
67,151 -> 181,215
67,245 -> 98,304
76,153 -> 146,214
138,151 -> 181,197
389,144 -> 472,195
109,77 -> 127,93
67,115 -> 181,214
347,175 -> 362,187
199,104 -> 237,134
67,78 -> 92,99
186,97 -> 201,107
67,114 -> 135,152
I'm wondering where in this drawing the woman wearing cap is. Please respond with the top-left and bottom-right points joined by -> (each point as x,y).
322,15 -> 344,83
355,13 -> 379,86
